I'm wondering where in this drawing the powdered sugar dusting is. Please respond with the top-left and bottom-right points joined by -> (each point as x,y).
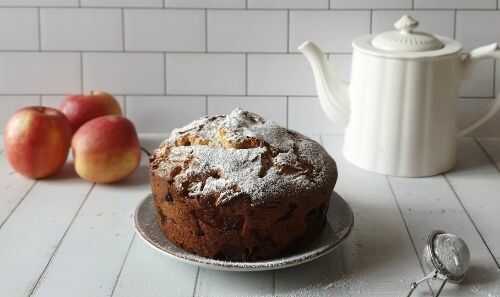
151,108 -> 337,206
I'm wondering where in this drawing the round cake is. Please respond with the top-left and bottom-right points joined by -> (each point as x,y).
149,109 -> 338,261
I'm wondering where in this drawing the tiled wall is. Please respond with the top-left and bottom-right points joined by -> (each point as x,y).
0,0 -> 500,136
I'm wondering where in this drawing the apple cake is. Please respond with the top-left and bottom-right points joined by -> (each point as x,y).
149,109 -> 338,261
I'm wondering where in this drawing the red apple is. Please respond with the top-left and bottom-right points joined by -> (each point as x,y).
4,106 -> 72,179
72,115 -> 141,183
59,91 -> 122,132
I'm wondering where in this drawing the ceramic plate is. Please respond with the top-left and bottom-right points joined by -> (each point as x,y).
134,192 -> 354,272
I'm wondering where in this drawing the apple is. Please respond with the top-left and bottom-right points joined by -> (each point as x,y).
59,91 -> 122,132
72,115 -> 141,183
4,106 -> 72,179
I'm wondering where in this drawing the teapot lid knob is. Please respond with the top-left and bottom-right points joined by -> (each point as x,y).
371,14 -> 444,52
394,15 -> 419,34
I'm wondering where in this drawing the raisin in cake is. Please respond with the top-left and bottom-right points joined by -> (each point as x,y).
149,109 -> 337,261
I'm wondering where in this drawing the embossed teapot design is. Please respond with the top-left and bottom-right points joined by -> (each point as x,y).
300,15 -> 500,177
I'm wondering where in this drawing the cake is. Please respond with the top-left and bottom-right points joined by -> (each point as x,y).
149,109 -> 338,261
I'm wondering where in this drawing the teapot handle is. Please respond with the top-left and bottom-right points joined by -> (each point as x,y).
459,43 -> 500,137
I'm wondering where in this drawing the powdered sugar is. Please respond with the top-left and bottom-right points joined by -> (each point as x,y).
152,108 -> 337,206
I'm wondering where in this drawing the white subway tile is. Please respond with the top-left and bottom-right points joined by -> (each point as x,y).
289,11 -> 370,53
0,9 -> 38,50
81,0 -> 162,7
372,10 -> 455,38
207,96 -> 287,127
248,0 -> 327,9
288,97 -> 344,136
456,11 -> 500,50
496,60 -> 500,96
0,96 -> 40,129
207,10 -> 287,53
126,96 -> 205,133
458,98 -> 500,137
165,0 -> 245,8
41,9 -> 122,51
460,59 -> 494,98
415,0 -> 496,9
41,95 -> 125,113
0,53 -> 80,94
247,54 -> 315,96
166,54 -> 245,95
0,0 -> 77,6
331,0 -> 411,9
83,53 -> 164,95
125,9 -> 204,52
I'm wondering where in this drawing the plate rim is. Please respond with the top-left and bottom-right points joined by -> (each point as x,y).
134,192 -> 354,272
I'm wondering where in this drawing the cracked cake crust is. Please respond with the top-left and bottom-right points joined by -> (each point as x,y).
149,109 -> 338,261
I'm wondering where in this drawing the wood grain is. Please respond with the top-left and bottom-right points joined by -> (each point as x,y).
445,138 -> 500,267
0,150 -> 36,228
0,163 -> 94,297
389,170 -> 500,296
30,155 -> 150,297
112,237 -> 199,297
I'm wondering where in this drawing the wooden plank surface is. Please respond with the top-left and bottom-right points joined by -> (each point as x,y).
112,237 -> 199,297
273,135 -> 428,297
445,138 -> 500,267
110,135 -> 200,297
0,163 -> 94,297
31,154 -> 150,297
1,132 -> 500,297
195,269 -> 274,297
389,172 -> 500,296
0,150 -> 36,228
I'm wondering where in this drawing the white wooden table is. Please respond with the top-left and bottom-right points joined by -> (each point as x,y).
1,134 -> 500,297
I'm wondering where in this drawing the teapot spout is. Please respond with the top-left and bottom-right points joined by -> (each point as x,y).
298,41 -> 350,126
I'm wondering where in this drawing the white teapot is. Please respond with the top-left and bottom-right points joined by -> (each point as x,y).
299,15 -> 500,177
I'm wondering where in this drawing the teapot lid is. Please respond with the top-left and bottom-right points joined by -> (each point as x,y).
372,15 -> 444,52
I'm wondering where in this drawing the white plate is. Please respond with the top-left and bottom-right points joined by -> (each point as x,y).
134,192 -> 354,272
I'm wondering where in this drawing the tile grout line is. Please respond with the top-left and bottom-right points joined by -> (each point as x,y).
37,7 -> 42,51
163,53 -> 167,95
28,183 -> 97,297
453,9 -> 457,39
205,95 -> 208,115
386,176 -> 435,295
123,95 -> 127,115
369,9 -> 373,34
443,171 -> 500,269
109,234 -> 137,297
286,9 -> 290,53
80,52 -> 84,93
0,181 -> 37,231
245,53 -> 248,95
0,6 -> 498,11
285,96 -> 289,128
191,267 -> 200,297
204,9 -> 208,53
1,93 -> 497,99
0,49 -> 343,54
121,8 -> 126,51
